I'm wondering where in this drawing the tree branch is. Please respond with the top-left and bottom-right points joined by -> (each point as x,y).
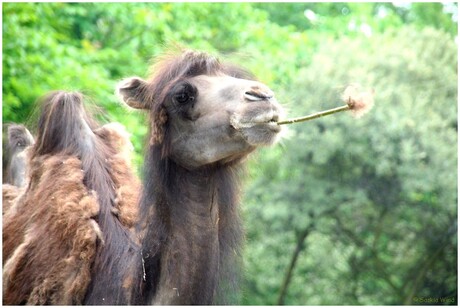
276,223 -> 314,305
276,207 -> 337,305
403,220 -> 457,304
332,212 -> 402,297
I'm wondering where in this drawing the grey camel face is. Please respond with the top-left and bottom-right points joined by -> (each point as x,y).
6,124 -> 34,187
118,73 -> 284,170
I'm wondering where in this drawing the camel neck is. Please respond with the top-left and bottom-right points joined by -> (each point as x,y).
170,166 -> 219,212
154,164 -> 220,304
138,153 -> 243,305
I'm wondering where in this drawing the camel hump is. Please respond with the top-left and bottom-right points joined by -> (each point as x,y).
32,90 -> 99,158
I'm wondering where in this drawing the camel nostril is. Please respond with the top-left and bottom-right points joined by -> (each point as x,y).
244,90 -> 273,101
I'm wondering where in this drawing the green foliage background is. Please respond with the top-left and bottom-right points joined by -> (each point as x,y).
2,2 -> 457,305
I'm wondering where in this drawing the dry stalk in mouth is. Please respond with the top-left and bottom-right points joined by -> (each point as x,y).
277,84 -> 374,125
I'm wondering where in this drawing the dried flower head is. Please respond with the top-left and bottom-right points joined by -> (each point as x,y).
342,84 -> 375,118
277,84 -> 375,125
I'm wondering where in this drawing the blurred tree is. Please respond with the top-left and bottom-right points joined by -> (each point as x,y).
243,26 -> 457,305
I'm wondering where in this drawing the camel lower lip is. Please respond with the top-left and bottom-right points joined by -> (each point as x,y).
267,122 -> 282,132
236,121 -> 281,132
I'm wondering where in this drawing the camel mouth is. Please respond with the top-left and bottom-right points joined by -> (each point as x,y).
230,111 -> 281,131
229,110 -> 282,146
232,119 -> 281,132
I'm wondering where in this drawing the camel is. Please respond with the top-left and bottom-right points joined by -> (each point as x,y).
3,91 -> 140,304
3,124 -> 34,187
2,50 -> 284,305
2,124 -> 34,214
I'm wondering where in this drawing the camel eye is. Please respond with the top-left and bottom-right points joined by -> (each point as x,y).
174,92 -> 191,104
173,83 -> 196,105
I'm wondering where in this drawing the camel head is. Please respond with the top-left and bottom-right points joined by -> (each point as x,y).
117,50 -> 284,170
5,124 -> 34,187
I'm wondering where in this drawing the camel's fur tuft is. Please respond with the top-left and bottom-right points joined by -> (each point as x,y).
3,155 -> 100,305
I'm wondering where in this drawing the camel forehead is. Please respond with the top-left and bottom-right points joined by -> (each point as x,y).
189,75 -> 253,99
189,74 -> 243,87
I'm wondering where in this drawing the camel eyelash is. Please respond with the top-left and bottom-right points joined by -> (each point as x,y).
171,82 -> 197,106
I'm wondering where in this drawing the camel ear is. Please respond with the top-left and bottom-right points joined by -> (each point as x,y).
116,77 -> 150,110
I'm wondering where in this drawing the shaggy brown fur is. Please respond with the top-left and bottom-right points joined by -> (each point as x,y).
2,184 -> 21,215
2,92 -> 140,305
3,155 -> 101,305
94,123 -> 140,230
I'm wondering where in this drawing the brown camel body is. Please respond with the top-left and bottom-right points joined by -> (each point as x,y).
3,93 -> 140,305
2,50 -> 283,305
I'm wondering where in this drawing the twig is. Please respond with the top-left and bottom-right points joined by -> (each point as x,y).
277,85 -> 374,125
277,105 -> 350,125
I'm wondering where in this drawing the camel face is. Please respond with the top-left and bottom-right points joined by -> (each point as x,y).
5,124 -> 34,187
165,74 -> 284,169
